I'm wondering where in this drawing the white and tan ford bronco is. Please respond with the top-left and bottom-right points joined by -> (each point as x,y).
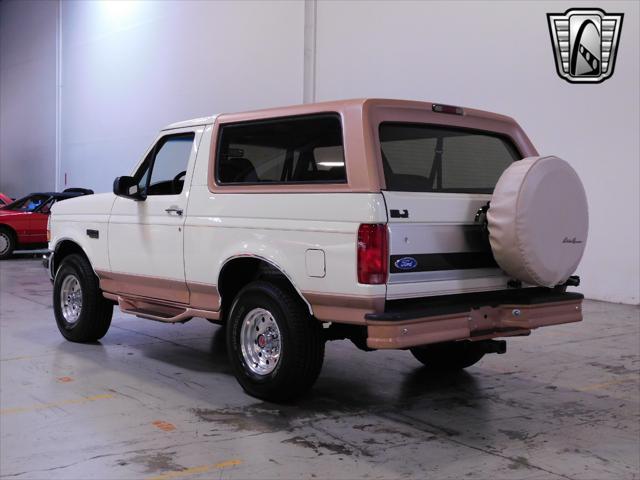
48,99 -> 589,401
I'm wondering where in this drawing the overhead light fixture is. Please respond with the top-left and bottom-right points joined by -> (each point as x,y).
100,0 -> 138,24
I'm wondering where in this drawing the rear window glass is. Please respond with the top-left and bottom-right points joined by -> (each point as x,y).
216,114 -> 346,185
379,123 -> 521,193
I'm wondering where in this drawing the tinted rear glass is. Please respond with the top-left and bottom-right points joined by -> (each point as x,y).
217,114 -> 346,185
379,123 -> 521,193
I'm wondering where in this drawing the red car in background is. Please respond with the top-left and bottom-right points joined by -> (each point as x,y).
0,189 -> 92,259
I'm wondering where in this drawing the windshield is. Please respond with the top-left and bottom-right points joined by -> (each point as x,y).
3,194 -> 52,212
379,123 -> 521,194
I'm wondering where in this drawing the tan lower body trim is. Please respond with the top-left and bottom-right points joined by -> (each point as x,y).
97,270 -> 220,322
302,291 -> 385,325
97,270 -> 190,305
187,281 -> 221,310
103,292 -> 220,322
366,299 -> 583,349
98,271 -> 378,325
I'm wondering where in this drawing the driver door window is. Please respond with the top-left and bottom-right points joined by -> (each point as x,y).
137,133 -> 195,196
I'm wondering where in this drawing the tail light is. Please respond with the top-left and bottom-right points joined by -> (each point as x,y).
357,224 -> 388,284
46,216 -> 51,242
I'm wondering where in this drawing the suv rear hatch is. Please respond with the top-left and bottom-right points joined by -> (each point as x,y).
378,119 -> 525,300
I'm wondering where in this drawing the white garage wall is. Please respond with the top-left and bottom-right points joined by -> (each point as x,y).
59,0 -> 304,193
0,0 -> 58,198
1,1 -> 638,305
314,0 -> 640,305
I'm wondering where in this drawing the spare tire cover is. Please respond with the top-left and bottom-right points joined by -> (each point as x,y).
487,156 -> 588,287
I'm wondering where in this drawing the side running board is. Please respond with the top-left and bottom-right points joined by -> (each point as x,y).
103,293 -> 221,324
118,297 -> 193,323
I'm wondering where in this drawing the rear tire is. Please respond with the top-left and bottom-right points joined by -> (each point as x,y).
53,254 -> 113,342
410,341 -> 485,371
226,280 -> 324,402
0,227 -> 16,259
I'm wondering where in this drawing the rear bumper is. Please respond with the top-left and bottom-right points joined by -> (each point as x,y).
365,288 -> 583,349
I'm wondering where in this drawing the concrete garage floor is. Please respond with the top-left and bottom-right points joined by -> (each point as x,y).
1,259 -> 638,480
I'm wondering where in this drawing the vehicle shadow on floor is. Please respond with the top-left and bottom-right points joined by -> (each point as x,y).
45,321 -> 639,480
124,322 -> 235,375
52,319 -> 487,412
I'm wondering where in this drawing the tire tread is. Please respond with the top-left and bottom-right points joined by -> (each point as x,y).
227,280 -> 324,401
53,253 -> 112,342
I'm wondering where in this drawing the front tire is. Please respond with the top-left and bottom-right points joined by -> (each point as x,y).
0,227 -> 16,260
410,341 -> 485,371
226,280 -> 325,402
53,254 -> 113,342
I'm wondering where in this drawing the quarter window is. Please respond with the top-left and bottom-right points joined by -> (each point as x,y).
216,114 -> 346,184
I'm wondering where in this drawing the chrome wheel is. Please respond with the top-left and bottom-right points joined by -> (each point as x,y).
0,232 -> 10,256
240,307 -> 281,375
60,274 -> 83,326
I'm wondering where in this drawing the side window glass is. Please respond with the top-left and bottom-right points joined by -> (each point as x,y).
216,114 -> 346,185
136,133 -> 195,196
23,195 -> 48,212
27,198 -> 43,211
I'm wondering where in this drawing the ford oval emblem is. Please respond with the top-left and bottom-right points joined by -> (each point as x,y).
394,256 -> 418,270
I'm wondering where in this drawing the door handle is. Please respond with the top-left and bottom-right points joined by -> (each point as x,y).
165,207 -> 183,216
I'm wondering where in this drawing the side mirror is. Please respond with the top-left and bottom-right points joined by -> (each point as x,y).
113,176 -> 146,201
